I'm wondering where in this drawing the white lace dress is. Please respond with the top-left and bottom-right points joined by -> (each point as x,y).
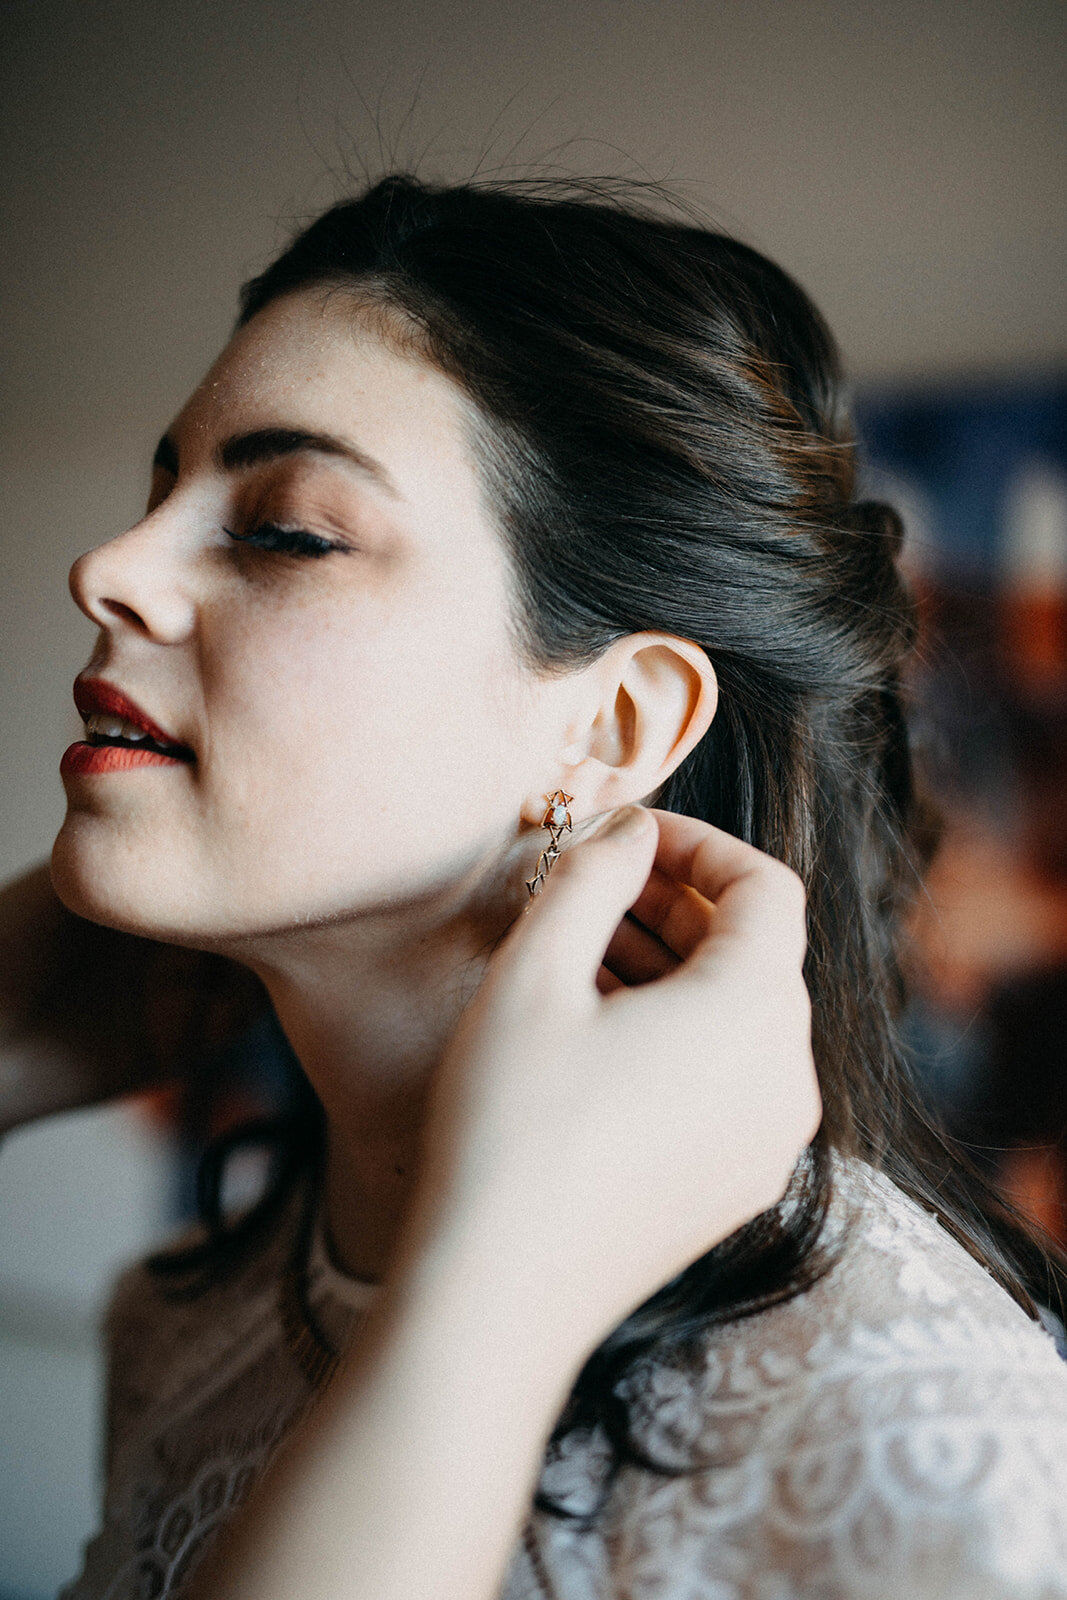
61,1160 -> 1067,1600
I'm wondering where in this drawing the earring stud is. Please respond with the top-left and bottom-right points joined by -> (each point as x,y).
525,790 -> 573,897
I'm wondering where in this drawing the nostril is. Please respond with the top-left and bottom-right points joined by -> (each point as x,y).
100,598 -> 149,629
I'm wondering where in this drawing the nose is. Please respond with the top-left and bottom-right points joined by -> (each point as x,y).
68,508 -> 198,644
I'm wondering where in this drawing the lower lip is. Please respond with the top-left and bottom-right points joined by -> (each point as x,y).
61,742 -> 190,778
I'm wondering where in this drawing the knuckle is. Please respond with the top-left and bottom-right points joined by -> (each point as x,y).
805,1095 -> 824,1145
767,863 -> 809,962
773,860 -> 808,911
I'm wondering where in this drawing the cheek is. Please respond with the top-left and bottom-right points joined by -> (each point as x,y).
202,593 -> 536,879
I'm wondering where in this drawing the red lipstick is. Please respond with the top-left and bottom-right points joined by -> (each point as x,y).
62,676 -> 193,779
61,743 -> 187,777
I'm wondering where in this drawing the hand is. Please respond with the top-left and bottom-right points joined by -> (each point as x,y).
402,805 -> 822,1360
187,807 -> 821,1600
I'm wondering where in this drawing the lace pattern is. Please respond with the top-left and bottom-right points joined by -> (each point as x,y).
61,1161 -> 1067,1599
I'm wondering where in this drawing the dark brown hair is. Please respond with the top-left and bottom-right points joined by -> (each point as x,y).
152,174 -> 1066,1527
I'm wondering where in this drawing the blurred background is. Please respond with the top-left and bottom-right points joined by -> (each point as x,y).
1,0 -> 1065,1593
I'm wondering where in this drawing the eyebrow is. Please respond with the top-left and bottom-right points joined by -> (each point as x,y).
151,427 -> 399,497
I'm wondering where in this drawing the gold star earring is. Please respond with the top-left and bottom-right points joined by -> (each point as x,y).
525,791 -> 574,897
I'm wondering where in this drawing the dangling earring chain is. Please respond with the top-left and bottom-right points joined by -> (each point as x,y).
525,791 -> 574,897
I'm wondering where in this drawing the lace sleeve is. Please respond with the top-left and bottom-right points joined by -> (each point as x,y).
514,1318 -> 1067,1600
512,1166 -> 1067,1600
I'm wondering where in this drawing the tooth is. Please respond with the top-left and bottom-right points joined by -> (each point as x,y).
121,720 -> 148,742
98,715 -> 125,738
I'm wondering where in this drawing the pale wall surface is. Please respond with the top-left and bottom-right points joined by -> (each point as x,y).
0,2 -> 1064,1594
2,0 -> 1065,880
0,1106 -> 171,1597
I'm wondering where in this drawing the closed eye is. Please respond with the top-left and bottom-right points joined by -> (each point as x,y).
223,522 -> 343,559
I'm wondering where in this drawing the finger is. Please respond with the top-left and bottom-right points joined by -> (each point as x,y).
646,809 -> 807,969
624,863 -> 716,961
601,910 -> 680,985
509,805 -> 659,997
595,963 -> 627,996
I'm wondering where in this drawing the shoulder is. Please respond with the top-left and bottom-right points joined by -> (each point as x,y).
527,1160 -> 1067,1599
101,1180 -> 306,1476
61,1182 -> 327,1600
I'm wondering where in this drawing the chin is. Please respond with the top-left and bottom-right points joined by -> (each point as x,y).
50,816 -> 199,946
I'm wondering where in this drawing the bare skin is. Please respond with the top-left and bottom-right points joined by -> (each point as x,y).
190,807 -> 819,1600
37,288 -> 821,1599
51,289 -> 719,1281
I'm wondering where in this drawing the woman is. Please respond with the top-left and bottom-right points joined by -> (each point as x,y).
8,173 -> 1067,1599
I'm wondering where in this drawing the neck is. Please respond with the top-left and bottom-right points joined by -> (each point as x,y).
238,851 -> 528,1284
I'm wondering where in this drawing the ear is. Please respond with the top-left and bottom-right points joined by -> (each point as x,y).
520,633 -> 718,825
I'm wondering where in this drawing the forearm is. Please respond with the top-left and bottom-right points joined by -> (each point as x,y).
0,863 -> 266,1133
188,1215 -> 586,1600
0,864 -> 137,1131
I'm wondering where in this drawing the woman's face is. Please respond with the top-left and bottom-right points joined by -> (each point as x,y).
52,290 -> 566,947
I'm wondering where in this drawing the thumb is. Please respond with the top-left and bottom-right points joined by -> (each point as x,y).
512,805 -> 659,997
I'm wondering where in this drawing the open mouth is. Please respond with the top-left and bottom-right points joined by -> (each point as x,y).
81,713 -> 195,762
68,676 -> 196,774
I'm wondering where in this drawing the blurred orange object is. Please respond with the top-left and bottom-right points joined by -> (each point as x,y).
999,1144 -> 1067,1252
907,817 -> 1067,1016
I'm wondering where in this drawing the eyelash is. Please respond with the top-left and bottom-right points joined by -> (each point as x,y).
223,522 -> 340,559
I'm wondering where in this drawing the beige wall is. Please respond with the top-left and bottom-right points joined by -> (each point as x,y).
0,5 -> 1064,1589
2,0 -> 1066,879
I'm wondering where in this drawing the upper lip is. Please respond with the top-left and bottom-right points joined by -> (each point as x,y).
73,675 -> 191,752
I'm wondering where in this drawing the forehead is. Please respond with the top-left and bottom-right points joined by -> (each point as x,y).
173,289 -> 484,511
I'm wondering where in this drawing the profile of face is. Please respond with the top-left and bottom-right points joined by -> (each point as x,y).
51,291 -> 585,952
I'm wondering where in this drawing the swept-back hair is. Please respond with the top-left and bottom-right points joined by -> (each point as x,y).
151,174 -> 1065,1526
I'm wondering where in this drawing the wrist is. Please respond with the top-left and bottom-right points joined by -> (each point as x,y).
384,1196 -> 598,1414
